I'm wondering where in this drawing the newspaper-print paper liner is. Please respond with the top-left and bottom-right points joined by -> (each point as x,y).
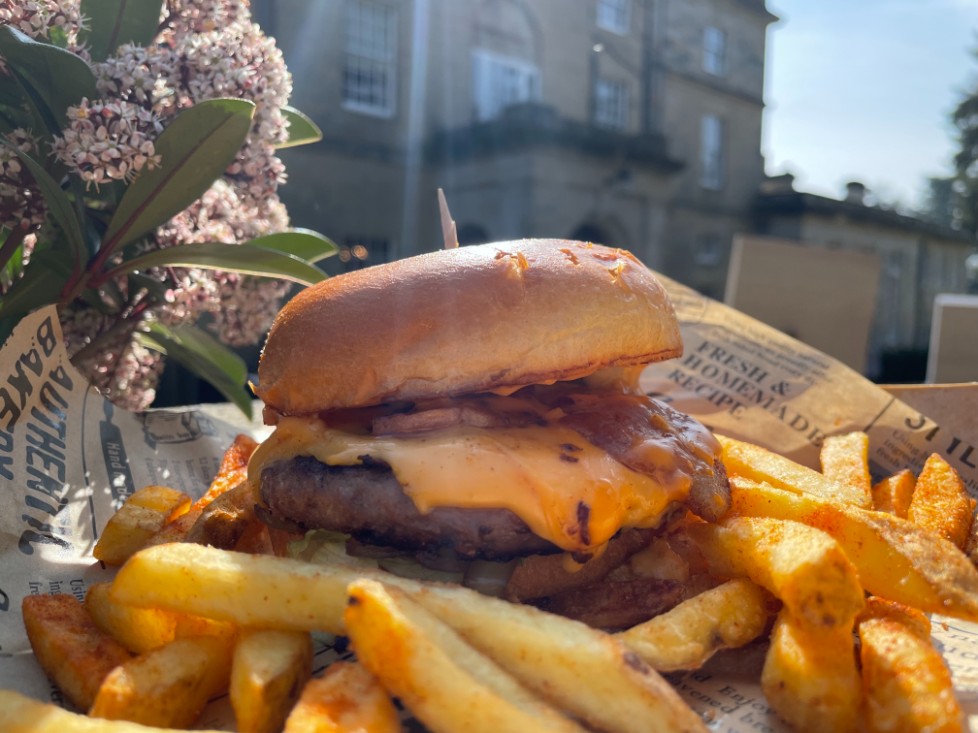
1,293 -> 977,730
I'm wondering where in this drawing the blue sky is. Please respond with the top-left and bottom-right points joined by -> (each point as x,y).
764,0 -> 978,209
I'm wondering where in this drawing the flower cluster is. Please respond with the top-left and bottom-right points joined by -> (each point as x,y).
53,99 -> 164,187
1,0 -> 313,411
0,128 -> 46,235
0,0 -> 86,62
94,43 -> 174,107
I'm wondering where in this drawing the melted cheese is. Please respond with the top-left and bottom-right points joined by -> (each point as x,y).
249,416 -> 687,553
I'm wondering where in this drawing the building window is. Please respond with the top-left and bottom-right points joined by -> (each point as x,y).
700,114 -> 724,190
594,78 -> 628,129
694,233 -> 723,266
342,1 -> 397,117
703,26 -> 727,76
472,49 -> 541,122
597,0 -> 630,34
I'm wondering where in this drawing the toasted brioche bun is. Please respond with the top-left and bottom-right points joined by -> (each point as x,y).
256,239 -> 682,415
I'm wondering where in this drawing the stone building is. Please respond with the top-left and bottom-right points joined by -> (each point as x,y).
254,0 -> 775,293
752,176 -> 975,380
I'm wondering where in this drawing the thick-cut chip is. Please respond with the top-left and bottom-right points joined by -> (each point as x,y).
686,516 -> 864,631
185,482 -> 259,550
615,578 -> 777,671
93,486 -> 190,565
871,469 -> 916,518
718,434 -> 871,507
858,596 -> 931,640
728,477 -> 978,620
194,433 -> 259,509
858,605 -> 964,732
407,583 -> 710,733
111,544 -> 708,733
820,431 -> 873,507
282,662 -> 401,733
89,635 -> 233,727
110,543 -> 355,634
85,583 -> 176,654
231,630 -> 313,733
21,594 -> 131,711
908,453 -> 976,550
86,580 -> 235,652
172,613 -> 238,641
761,610 -> 861,733
0,689 -> 226,733
345,579 -> 588,733
148,434 -> 257,546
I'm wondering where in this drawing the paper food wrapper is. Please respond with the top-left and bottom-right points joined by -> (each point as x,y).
3,279 -> 978,730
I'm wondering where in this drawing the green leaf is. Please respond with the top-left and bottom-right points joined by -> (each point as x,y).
102,98 -> 255,254
0,249 -> 72,323
128,272 -> 171,301
79,0 -> 165,62
0,26 -> 97,128
105,242 -> 326,285
4,138 -> 87,264
277,106 -> 323,149
140,322 -> 253,418
248,229 -> 338,263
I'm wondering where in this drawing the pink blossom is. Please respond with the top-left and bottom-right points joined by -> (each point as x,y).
52,98 -> 164,188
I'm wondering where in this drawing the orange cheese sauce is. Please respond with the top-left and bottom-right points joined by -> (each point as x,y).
248,415 -> 686,553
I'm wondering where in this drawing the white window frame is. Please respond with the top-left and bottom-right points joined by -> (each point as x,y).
472,49 -> 541,122
694,233 -> 723,266
703,26 -> 727,76
597,0 -> 631,35
594,78 -> 628,130
700,114 -> 724,190
342,1 -> 397,118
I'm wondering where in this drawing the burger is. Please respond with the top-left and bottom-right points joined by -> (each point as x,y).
249,239 -> 729,628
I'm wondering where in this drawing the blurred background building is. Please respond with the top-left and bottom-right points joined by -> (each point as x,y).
254,0 -> 773,296
244,0 -> 974,383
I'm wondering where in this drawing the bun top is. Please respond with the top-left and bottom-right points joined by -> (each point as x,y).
256,239 -> 682,415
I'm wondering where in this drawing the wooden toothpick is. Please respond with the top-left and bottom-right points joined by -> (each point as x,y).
438,188 -> 458,249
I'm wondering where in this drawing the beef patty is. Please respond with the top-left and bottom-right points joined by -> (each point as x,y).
259,452 -> 727,561
260,456 -> 558,560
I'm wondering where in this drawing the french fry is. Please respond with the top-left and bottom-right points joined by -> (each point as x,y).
727,476 -> 978,620
685,516 -> 864,631
172,612 -> 238,642
761,610 -> 861,733
21,594 -> 131,711
111,544 -> 709,733
345,579 -> 588,733
406,583 -> 711,733
231,630 -> 313,733
615,578 -> 776,671
193,433 -> 259,509
86,580 -> 236,652
858,599 -> 964,733
0,689 -> 226,733
858,596 -> 931,641
820,431 -> 872,506
147,433 -> 257,546
908,453 -> 976,550
110,543 -> 356,634
85,583 -> 176,654
718,434 -> 871,507
89,635 -> 234,727
282,662 -> 401,733
185,481 -> 259,549
871,469 -> 916,518
93,485 -> 190,565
